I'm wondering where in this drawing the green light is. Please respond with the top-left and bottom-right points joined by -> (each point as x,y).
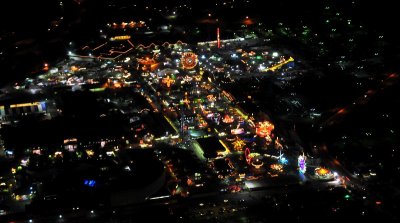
344,194 -> 351,199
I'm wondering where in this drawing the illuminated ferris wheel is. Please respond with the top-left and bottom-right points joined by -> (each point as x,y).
181,52 -> 198,70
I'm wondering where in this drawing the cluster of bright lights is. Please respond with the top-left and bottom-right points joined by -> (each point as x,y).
270,164 -> 283,172
298,155 -> 307,173
315,167 -> 330,176
222,114 -> 234,124
255,121 -> 274,137
181,52 -> 198,69
84,180 -> 96,187
232,138 -> 246,151
279,156 -> 288,165
314,167 -> 335,180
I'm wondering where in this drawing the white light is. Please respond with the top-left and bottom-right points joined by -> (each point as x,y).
272,52 -> 279,57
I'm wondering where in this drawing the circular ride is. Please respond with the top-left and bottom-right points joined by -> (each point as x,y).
181,52 -> 198,69
245,148 -> 264,169
314,167 -> 334,180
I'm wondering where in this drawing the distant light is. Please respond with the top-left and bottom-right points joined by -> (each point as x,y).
272,52 -> 279,57
279,157 -> 288,165
29,220 -> 33,223
59,215 -> 63,219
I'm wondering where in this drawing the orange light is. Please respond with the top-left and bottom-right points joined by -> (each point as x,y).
270,164 -> 283,172
43,63 -> 49,71
315,167 -> 330,176
71,66 -> 79,72
256,121 -> 275,137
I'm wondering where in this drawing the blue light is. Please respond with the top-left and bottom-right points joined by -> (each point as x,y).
279,157 -> 288,165
84,179 -> 96,187
88,180 -> 96,187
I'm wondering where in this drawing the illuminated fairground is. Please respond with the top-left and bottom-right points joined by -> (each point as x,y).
314,167 -> 334,180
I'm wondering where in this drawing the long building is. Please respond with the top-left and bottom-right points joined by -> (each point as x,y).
0,102 -> 46,120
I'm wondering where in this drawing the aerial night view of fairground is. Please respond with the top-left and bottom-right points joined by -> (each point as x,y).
0,0 -> 399,222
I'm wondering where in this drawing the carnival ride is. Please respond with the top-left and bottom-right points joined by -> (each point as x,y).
245,148 -> 264,169
181,52 -> 198,70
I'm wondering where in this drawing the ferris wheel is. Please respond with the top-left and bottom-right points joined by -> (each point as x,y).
181,52 -> 198,70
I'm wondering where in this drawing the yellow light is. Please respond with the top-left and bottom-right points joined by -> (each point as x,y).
10,102 -> 41,108
316,167 -> 330,176
86,150 -> 94,157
